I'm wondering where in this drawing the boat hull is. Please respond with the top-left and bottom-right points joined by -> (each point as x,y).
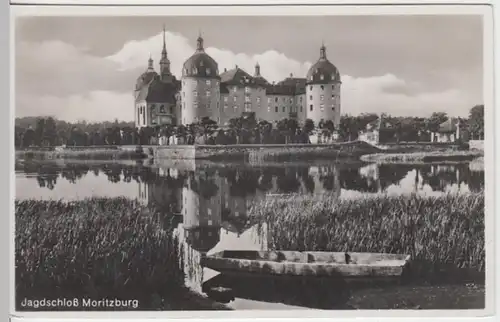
201,251 -> 410,278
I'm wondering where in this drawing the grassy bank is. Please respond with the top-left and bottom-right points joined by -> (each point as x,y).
16,148 -> 147,161
15,198 -> 229,311
250,193 -> 485,282
360,151 -> 484,164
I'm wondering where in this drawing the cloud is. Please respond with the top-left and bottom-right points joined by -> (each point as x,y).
106,31 -> 313,83
16,30 -> 479,122
16,91 -> 133,123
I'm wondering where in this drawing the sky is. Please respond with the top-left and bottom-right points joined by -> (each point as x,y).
15,15 -> 484,122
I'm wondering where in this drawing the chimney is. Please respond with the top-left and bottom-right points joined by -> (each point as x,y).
235,64 -> 238,69
290,73 -> 293,78
224,68 -> 227,72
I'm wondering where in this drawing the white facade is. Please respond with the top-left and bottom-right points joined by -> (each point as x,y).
180,77 -> 220,124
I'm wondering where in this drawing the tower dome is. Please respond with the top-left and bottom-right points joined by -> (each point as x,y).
306,44 -> 340,84
182,34 -> 219,78
135,56 -> 158,90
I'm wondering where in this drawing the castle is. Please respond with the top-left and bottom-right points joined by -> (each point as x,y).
134,28 -> 342,129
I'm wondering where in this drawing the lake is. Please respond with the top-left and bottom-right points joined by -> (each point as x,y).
15,159 -> 485,310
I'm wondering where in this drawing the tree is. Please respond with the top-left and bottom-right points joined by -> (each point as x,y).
425,112 -> 448,133
22,127 -> 35,147
43,117 -> 58,146
303,119 -> 315,135
468,104 -> 484,140
34,118 -> 45,146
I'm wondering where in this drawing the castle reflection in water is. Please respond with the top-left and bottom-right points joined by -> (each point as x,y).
16,159 -> 484,293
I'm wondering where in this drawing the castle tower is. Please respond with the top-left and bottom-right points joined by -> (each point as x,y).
182,173 -> 223,253
305,43 -> 341,129
180,33 -> 221,125
159,25 -> 173,83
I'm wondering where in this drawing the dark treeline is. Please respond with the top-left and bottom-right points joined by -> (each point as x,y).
15,105 -> 484,148
19,161 -> 484,197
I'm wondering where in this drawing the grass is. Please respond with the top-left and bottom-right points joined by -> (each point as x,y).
250,192 -> 485,281
16,149 -> 147,161
360,151 -> 484,164
15,197 -> 229,311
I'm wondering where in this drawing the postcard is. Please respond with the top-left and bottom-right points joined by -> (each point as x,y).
9,3 -> 495,320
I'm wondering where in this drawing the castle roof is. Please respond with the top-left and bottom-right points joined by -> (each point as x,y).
182,36 -> 220,79
220,67 -> 257,87
135,76 -> 180,104
437,118 -> 461,133
306,44 -> 341,85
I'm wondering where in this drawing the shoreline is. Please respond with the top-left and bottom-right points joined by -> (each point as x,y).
15,141 -> 480,163
360,151 -> 484,164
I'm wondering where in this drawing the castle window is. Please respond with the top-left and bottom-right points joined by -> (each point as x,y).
193,91 -> 198,97
268,106 -> 271,112
300,106 -> 303,112
245,96 -> 250,102
245,87 -> 251,93
200,61 -> 204,67
309,95 -> 313,100
275,106 -> 278,113
310,105 -> 313,111
332,106 -> 335,111
310,76 -> 313,81
290,98 -> 293,104
159,105 -> 165,113
224,96 -> 228,102
234,105 -> 238,110
320,104 -> 325,111
206,80 -> 211,86
233,96 -> 237,102
206,68 -> 211,75
275,97 -> 278,102
233,87 -> 238,92
182,91 -> 185,97
224,104 -> 228,109
300,96 -> 303,102
206,90 -> 211,97
268,97 -> 271,103
193,67 -> 198,74
256,97 -> 261,103
282,97 -> 286,102
320,74 -> 324,80
320,85 -> 324,90
282,106 -> 285,112
320,95 -> 324,101
194,102 -> 198,108
332,94 -> 335,99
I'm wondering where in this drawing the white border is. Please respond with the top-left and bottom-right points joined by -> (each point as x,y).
8,2 -> 497,321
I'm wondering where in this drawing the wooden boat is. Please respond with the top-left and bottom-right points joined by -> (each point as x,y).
201,250 -> 411,278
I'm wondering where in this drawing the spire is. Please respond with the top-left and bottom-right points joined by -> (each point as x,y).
254,62 -> 261,77
320,42 -> 327,60
196,30 -> 204,51
161,24 -> 167,57
159,25 -> 171,79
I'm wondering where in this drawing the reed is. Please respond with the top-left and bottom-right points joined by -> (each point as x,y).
14,198 -> 226,310
250,193 -> 485,273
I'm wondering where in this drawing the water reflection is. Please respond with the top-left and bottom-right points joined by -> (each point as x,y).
15,160 -> 485,309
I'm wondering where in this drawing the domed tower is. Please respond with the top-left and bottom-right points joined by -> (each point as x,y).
305,43 -> 341,129
182,173 -> 223,253
181,33 -> 221,125
134,56 -> 159,127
